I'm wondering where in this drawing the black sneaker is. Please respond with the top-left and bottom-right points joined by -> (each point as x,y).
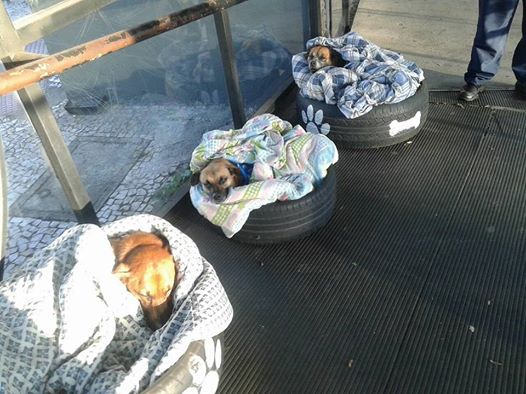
458,84 -> 485,102
515,81 -> 526,97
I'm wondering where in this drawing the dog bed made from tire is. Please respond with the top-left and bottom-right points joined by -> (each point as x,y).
297,80 -> 429,149
219,166 -> 337,245
143,333 -> 224,394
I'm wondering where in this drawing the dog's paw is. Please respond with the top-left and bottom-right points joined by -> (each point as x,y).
301,105 -> 330,135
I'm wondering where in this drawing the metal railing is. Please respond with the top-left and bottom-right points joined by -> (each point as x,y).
0,0 -> 248,97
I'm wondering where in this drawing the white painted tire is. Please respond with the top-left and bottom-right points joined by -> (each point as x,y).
142,333 -> 224,394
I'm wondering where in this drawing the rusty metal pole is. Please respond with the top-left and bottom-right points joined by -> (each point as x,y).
0,0 -> 247,97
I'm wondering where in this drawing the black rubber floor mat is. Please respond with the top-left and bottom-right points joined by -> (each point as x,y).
431,90 -> 526,111
165,102 -> 526,393
385,109 -> 526,393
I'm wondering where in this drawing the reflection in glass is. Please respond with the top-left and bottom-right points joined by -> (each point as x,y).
228,0 -> 309,115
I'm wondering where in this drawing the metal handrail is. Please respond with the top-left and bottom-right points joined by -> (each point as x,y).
0,0 -> 247,97
13,0 -> 119,46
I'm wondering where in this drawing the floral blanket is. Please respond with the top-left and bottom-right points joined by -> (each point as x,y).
0,215 -> 232,393
189,114 -> 338,237
292,32 -> 424,119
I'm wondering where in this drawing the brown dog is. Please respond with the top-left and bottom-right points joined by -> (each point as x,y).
111,231 -> 178,330
191,158 -> 242,203
307,45 -> 345,73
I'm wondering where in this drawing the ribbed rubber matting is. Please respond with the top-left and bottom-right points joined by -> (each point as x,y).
165,92 -> 526,393
431,89 -> 526,111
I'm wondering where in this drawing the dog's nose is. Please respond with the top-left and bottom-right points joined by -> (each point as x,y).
213,193 -> 225,203
309,61 -> 321,72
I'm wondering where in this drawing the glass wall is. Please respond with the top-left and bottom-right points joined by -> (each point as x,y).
228,0 -> 310,116
0,98 -> 74,277
0,0 -> 311,275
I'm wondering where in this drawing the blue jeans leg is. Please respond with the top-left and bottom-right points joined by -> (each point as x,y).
465,0 -> 520,86
512,0 -> 526,82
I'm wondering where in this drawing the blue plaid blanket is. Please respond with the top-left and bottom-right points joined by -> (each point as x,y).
292,32 -> 424,119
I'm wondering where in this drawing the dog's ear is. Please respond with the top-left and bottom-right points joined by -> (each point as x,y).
330,48 -> 345,67
228,165 -> 241,185
112,263 -> 131,282
190,172 -> 200,186
110,237 -> 136,263
228,165 -> 241,177
156,233 -> 172,253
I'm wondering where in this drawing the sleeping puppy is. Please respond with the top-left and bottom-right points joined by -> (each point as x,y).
191,158 -> 243,203
307,45 -> 346,73
111,232 -> 179,330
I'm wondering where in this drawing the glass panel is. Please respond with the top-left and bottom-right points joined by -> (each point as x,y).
38,8 -> 232,221
0,0 -> 313,276
0,0 -> 236,276
0,89 -> 74,278
228,0 -> 310,116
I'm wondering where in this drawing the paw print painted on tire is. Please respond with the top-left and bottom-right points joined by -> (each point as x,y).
301,105 -> 330,135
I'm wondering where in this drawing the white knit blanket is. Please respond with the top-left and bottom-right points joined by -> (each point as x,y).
0,214 -> 233,393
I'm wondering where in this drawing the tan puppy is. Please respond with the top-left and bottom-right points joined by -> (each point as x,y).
111,232 -> 179,330
307,45 -> 345,73
191,158 -> 242,203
